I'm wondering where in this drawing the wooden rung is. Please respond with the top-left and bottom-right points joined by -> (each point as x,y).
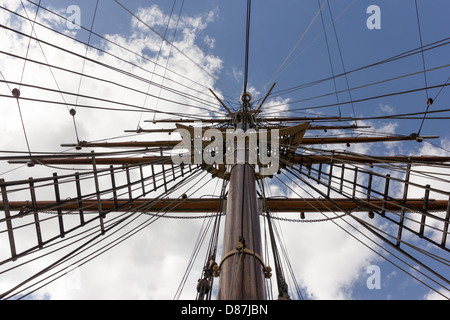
53,173 -> 65,238
92,154 -> 105,235
381,174 -> 391,217
29,178 -> 43,249
339,165 -> 345,193
442,196 -> 450,248
162,164 -> 168,193
125,164 -> 133,203
396,164 -> 411,247
327,162 -> 334,198
317,162 -> 322,182
151,165 -> 157,191
419,185 -> 430,238
0,179 -> 17,260
75,173 -> 85,226
353,167 -> 358,198
171,164 -> 176,181
139,165 -> 146,196
109,166 -> 119,210
366,172 -> 373,202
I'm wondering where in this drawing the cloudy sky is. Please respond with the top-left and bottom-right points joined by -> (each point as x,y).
0,0 -> 449,300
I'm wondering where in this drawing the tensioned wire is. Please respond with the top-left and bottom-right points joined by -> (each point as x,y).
175,176 -> 225,300
257,177 -> 303,300
258,108 -> 450,123
112,0 -> 235,98
11,1 -> 227,119
74,0 -> 100,110
0,163 -> 203,271
259,38 -> 450,115
277,166 -> 450,299
0,27 -> 226,117
260,64 -> 450,114
261,0 -> 357,95
281,154 -> 450,252
0,159 -> 185,238
151,0 -> 185,124
5,5 -> 448,125
325,0 -> 357,125
1,0 -> 448,300
17,0 -> 41,92
19,1 -> 70,113
140,0 -> 178,125
13,0 -> 446,120
1,167 -> 209,300
282,148 -> 450,209
262,0 -> 330,91
14,169 -> 211,300
21,1 -> 239,105
318,0 -> 341,117
0,164 -> 203,272
279,160 -> 449,240
260,83 -> 450,118
1,6 -> 226,116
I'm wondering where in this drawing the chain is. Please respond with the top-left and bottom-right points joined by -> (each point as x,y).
260,212 -> 348,223
40,209 -> 348,223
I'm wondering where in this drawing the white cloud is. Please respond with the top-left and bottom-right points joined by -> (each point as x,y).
379,103 -> 395,115
0,2 -> 224,300
0,2 -> 448,302
231,67 -> 243,84
203,35 -> 216,50
279,220 -> 377,300
424,287 -> 448,300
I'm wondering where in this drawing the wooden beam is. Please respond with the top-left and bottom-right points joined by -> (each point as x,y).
209,88 -> 233,115
60,134 -> 438,149
14,155 -> 450,166
2,198 -> 448,214
124,125 -> 371,134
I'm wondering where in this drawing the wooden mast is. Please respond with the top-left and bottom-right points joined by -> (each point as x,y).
217,93 -> 267,300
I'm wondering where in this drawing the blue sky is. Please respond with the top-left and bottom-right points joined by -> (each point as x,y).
36,0 -> 450,133
0,0 -> 449,300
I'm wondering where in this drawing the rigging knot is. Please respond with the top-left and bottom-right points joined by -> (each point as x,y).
264,266 -> 272,279
212,264 -> 220,278
236,241 -> 244,251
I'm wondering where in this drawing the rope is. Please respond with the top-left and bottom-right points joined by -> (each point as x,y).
13,92 -> 32,157
326,0 -> 357,126
263,0 -> 329,90
151,0 -> 185,124
318,0 -> 341,118
243,0 -> 252,96
18,0 -> 41,90
112,0 -> 234,96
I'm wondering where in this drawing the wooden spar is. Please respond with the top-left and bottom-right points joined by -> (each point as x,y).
59,134 -> 439,149
13,155 -> 450,166
2,198 -> 448,214
255,82 -> 277,113
217,92 -> 266,300
143,115 -> 342,123
209,88 -> 233,115
124,124 -> 371,134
